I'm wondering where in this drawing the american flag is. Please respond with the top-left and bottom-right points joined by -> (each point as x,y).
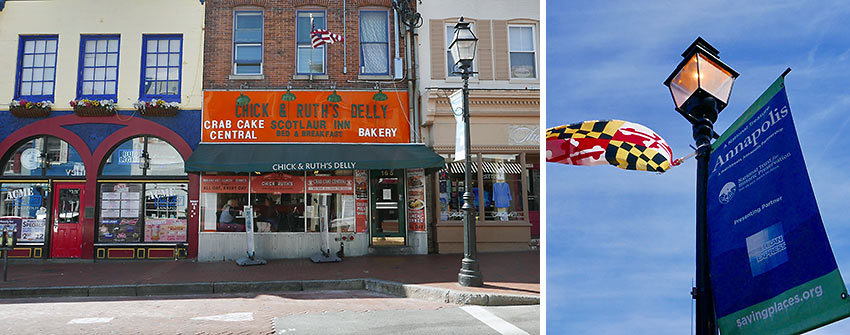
311,25 -> 344,48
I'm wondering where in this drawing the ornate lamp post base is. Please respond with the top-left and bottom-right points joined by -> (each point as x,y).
459,258 -> 483,286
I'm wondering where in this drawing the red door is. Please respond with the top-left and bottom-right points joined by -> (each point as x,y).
51,183 -> 85,258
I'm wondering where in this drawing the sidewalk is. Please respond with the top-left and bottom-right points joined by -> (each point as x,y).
0,251 -> 539,305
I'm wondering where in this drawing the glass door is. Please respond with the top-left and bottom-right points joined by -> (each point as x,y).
370,169 -> 405,246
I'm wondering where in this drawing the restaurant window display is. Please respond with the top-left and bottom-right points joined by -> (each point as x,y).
200,171 -> 354,233
2,136 -> 86,177
0,183 -> 49,243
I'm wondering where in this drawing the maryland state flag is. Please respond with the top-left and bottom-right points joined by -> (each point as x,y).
546,120 -> 674,172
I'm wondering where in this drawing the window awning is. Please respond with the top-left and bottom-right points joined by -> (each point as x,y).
185,143 -> 446,173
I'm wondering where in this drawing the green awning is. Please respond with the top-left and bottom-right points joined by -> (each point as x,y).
185,143 -> 446,173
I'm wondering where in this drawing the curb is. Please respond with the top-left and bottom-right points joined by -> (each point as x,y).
0,279 -> 539,306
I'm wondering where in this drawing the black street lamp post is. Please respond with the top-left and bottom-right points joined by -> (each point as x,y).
450,17 -> 483,287
664,37 -> 739,335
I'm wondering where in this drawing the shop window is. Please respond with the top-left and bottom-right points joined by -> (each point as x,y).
480,154 -> 524,221
446,23 -> 474,77
233,10 -> 263,75
143,183 -> 188,242
438,153 -> 480,221
141,34 -> 182,102
15,35 -> 58,102
508,25 -> 536,78
101,136 -> 185,176
1,136 -> 85,177
200,171 -> 354,233
296,10 -> 326,75
97,182 -> 188,243
77,35 -> 120,100
359,10 -> 389,75
0,183 -> 49,243
98,183 -> 143,243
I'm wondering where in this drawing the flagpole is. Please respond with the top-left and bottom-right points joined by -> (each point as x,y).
309,14 -> 314,81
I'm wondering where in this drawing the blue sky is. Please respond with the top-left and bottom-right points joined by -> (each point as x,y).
546,1 -> 850,334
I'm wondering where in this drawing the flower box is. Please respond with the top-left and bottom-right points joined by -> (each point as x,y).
139,106 -> 179,117
73,105 -> 116,117
9,105 -> 51,118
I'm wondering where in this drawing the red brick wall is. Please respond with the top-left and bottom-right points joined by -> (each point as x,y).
204,0 -> 409,90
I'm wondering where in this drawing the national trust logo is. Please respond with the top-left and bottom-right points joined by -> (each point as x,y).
719,181 -> 736,204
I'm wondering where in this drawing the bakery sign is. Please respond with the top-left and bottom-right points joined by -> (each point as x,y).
203,91 -> 410,143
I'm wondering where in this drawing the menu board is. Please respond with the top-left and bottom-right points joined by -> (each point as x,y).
407,168 -> 426,231
99,183 -> 143,242
354,170 -> 368,233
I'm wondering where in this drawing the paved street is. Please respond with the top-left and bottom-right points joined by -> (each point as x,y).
0,290 -> 539,334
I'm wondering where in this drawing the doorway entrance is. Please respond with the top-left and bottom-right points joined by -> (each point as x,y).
370,169 -> 405,246
50,182 -> 85,258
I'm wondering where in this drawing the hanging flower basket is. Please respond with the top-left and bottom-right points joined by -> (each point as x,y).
134,99 -> 180,117
9,100 -> 51,118
70,99 -> 117,117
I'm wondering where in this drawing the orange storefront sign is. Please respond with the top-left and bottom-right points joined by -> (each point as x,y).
203,91 -> 410,143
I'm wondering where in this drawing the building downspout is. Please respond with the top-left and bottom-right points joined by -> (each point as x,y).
412,30 -> 421,143
403,11 -> 416,143
343,0 -> 347,74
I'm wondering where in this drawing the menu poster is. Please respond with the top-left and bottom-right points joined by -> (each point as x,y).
121,209 -> 140,218
101,209 -> 120,218
20,218 -> 45,242
407,168 -> 426,231
354,170 -> 368,232
98,218 -> 141,242
144,218 -> 187,242
102,192 -> 121,200
0,217 -> 22,239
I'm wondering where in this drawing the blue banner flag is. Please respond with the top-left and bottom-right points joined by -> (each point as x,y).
707,75 -> 850,334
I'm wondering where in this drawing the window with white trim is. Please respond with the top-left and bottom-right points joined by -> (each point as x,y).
359,10 -> 390,75
508,25 -> 536,79
297,11 -> 326,75
233,11 -> 263,75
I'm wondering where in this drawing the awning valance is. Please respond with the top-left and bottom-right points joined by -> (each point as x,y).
185,143 -> 446,173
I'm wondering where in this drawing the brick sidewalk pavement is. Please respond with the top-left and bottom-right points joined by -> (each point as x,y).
0,251 -> 539,297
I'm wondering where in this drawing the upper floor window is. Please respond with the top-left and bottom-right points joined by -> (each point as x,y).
16,36 -> 58,102
508,25 -> 536,79
359,11 -> 389,75
233,11 -> 263,75
297,11 -> 326,75
77,35 -> 120,100
446,23 -> 474,77
141,35 -> 182,102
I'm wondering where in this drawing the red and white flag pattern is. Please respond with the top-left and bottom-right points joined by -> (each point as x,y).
311,27 -> 344,48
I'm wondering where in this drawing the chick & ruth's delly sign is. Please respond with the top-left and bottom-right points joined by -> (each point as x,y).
202,91 -> 410,143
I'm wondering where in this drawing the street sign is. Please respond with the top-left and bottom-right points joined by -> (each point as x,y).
707,75 -> 850,334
